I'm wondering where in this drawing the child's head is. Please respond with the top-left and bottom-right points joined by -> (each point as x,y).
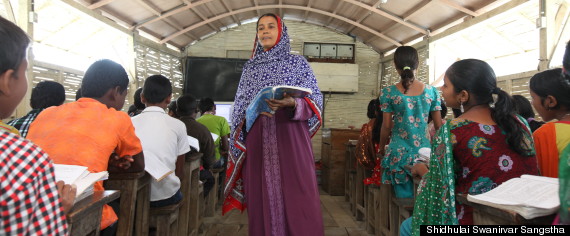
366,99 -> 380,119
529,68 -> 570,121
168,99 -> 178,118
141,75 -> 172,107
0,16 -> 31,119
177,94 -> 198,117
512,95 -> 535,120
133,87 -> 145,110
198,97 -> 215,114
30,81 -> 65,109
393,46 -> 419,94
443,59 -> 530,156
81,59 -> 129,110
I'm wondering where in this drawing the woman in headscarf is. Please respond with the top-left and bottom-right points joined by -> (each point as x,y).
223,13 -> 324,236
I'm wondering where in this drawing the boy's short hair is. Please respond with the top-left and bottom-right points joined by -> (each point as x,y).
31,81 -> 66,109
142,75 -> 172,104
198,97 -> 215,113
81,59 -> 129,98
0,16 -> 30,76
177,94 -> 198,117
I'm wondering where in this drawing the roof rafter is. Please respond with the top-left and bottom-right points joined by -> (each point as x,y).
342,0 -> 429,35
303,0 -> 314,21
220,0 -> 241,25
133,0 -> 217,30
87,0 -> 116,9
346,0 -> 382,33
437,0 -> 480,17
403,0 -> 435,21
133,0 -> 160,16
325,2 -> 343,25
190,7 -> 219,32
160,4 -> 402,47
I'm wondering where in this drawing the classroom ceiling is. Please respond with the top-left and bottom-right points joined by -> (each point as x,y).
52,0 -> 520,54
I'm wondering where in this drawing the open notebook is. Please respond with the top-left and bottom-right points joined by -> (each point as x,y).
467,175 -> 559,219
53,164 -> 109,202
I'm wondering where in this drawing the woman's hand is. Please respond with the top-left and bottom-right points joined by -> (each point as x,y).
411,163 -> 429,179
260,93 -> 296,117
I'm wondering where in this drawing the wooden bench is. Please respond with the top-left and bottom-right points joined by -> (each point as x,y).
205,167 -> 224,217
456,194 -> 556,225
149,200 -> 182,236
366,184 -> 379,235
67,190 -> 120,236
104,171 -> 151,236
178,152 -> 202,236
355,164 -> 369,221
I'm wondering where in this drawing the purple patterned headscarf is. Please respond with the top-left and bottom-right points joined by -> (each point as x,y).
223,14 -> 323,214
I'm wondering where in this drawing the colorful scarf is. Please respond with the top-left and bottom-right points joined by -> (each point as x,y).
412,121 -> 458,235
222,15 -> 323,214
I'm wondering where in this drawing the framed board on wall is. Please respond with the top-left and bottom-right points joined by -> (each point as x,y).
184,57 -> 247,102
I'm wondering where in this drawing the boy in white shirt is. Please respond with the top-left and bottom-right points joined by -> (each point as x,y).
132,75 -> 190,207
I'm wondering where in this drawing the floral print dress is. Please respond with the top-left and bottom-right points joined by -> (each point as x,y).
379,85 -> 441,186
450,118 -> 539,224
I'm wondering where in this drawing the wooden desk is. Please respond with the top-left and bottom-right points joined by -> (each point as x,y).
321,128 -> 360,195
67,190 -> 120,236
180,152 -> 202,236
104,171 -> 151,236
456,194 -> 556,225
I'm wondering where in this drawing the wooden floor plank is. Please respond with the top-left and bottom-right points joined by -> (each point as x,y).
320,195 -> 360,228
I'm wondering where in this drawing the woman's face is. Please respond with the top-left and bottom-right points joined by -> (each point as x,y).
440,75 -> 459,109
257,16 -> 279,51
530,89 -> 553,121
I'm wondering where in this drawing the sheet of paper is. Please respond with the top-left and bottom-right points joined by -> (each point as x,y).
188,136 -> 200,152
53,164 -> 88,185
211,132 -> 219,141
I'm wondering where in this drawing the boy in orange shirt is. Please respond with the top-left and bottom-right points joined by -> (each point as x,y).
27,59 -> 145,234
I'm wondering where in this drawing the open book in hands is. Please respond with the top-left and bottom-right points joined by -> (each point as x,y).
53,164 -> 109,203
467,175 -> 559,219
245,85 -> 312,132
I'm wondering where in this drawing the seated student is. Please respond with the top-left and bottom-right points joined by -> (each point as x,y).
167,99 -> 179,118
127,87 -> 144,117
0,16 -> 75,235
7,81 -> 65,137
75,88 -> 82,100
529,68 -> 570,224
513,94 -> 545,132
197,97 -> 230,169
176,94 -> 217,197
27,59 -> 144,234
131,75 -> 190,207
405,59 -> 539,235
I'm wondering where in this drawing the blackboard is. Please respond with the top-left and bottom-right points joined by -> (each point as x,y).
184,57 -> 247,101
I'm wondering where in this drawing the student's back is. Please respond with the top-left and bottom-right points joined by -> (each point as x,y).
131,75 -> 189,206
27,59 -> 143,231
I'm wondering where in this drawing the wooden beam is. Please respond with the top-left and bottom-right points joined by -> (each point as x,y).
160,4 -> 401,47
2,0 -> 15,22
325,3 -> 343,26
347,12 -> 371,33
219,0 -> 240,25
437,0 -> 480,17
342,0 -> 428,34
548,2 -> 569,67
304,0 -> 314,21
134,0 -> 160,16
133,0 -> 216,30
60,0 -> 131,35
430,0 -> 530,42
279,0 -> 283,18
190,7 -> 218,32
87,0 -> 116,10
253,0 -> 260,17
403,0 -> 434,21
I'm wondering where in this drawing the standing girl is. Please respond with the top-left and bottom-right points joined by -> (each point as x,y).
378,46 -> 442,198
